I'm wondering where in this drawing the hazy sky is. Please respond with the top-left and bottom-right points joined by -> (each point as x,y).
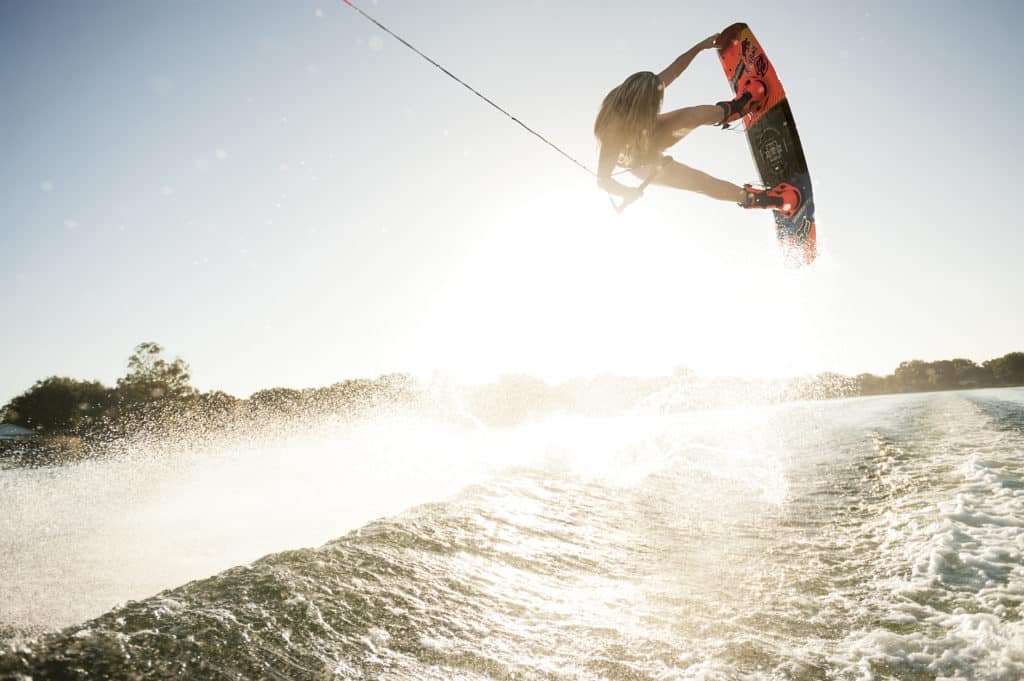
2,0 -> 1022,403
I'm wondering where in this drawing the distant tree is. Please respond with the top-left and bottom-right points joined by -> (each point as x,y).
195,390 -> 241,411
336,378 -> 380,408
116,342 -> 195,404
947,358 -> 991,388
856,373 -> 886,395
555,374 -> 656,414
374,373 -> 418,405
984,352 -> 1024,386
927,360 -> 958,390
811,372 -> 858,398
193,390 -> 242,422
471,374 -> 555,426
893,360 -> 930,392
248,387 -> 305,415
2,377 -> 114,435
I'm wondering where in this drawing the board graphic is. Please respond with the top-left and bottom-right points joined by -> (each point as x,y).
717,23 -> 817,265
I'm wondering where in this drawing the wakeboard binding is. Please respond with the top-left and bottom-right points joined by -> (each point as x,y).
716,76 -> 768,127
741,182 -> 803,218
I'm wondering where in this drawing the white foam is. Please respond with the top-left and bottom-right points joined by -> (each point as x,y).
0,412 -> 502,631
835,394 -> 1024,679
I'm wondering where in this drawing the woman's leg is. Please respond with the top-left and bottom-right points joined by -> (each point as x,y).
648,158 -> 746,203
653,105 -> 723,149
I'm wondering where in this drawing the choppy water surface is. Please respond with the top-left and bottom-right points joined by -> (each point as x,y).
2,389 -> 1023,680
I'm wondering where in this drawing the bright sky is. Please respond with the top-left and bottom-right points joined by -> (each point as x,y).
2,0 -> 1022,403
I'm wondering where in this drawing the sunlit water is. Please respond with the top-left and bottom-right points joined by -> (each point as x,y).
2,389 -> 1023,679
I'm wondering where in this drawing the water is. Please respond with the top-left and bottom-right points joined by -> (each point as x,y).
2,389 -> 1023,679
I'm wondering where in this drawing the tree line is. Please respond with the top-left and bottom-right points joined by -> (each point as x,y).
0,342 -> 418,445
2,345 -> 1023,448
854,353 -> 1024,395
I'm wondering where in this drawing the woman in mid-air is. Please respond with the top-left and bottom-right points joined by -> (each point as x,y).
595,33 -> 801,214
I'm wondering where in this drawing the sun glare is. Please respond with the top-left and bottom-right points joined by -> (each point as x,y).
414,183 -> 836,384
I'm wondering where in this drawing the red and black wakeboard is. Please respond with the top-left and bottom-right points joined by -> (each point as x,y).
717,23 -> 817,265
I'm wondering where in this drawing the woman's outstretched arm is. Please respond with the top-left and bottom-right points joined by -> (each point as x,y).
657,33 -> 719,89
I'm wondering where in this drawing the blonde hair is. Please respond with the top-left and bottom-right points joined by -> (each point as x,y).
594,71 -> 664,168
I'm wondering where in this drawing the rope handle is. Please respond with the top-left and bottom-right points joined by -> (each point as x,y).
609,157 -> 668,214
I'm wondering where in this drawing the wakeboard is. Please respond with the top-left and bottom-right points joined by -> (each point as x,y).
717,23 -> 817,265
